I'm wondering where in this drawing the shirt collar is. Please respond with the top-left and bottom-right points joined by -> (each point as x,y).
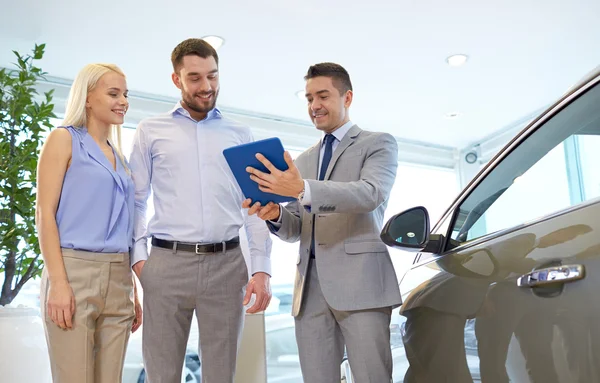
169,101 -> 222,121
322,120 -> 353,146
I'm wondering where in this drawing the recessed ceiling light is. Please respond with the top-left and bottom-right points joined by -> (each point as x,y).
446,54 -> 468,67
295,90 -> 305,100
201,35 -> 225,50
444,112 -> 462,119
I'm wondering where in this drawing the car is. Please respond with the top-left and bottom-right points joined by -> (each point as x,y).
374,65 -> 600,382
340,312 -> 481,383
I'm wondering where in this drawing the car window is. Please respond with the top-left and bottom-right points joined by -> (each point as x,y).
449,80 -> 600,246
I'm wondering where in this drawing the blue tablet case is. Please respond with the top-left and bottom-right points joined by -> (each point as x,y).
223,137 -> 296,205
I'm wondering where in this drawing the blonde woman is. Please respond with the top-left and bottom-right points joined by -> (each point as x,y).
36,63 -> 142,383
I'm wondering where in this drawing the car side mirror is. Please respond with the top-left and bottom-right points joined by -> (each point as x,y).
380,206 -> 430,250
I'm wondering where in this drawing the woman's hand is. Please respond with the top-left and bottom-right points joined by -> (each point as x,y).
47,279 -> 75,330
132,281 -> 143,333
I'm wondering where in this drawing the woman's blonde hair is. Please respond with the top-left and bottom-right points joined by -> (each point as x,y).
62,63 -> 128,172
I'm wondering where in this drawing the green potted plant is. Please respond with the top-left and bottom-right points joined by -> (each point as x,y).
0,44 -> 55,381
0,44 -> 55,306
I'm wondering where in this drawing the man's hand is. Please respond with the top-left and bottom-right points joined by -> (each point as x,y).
246,151 -> 304,198
242,199 -> 281,221
132,260 -> 146,279
243,272 -> 272,314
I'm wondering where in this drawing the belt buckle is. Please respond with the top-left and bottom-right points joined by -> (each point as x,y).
195,243 -> 201,254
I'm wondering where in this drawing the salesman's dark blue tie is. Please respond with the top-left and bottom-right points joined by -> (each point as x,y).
319,134 -> 336,180
311,134 -> 336,258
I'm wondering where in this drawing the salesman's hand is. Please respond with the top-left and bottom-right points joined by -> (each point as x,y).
243,272 -> 272,314
132,260 -> 145,279
246,151 -> 304,198
242,199 -> 281,221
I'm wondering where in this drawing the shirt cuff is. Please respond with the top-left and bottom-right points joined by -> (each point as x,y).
268,205 -> 283,227
251,255 -> 272,276
131,239 -> 149,267
300,179 -> 312,206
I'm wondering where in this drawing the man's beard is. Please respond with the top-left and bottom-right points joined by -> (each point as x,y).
182,89 -> 218,114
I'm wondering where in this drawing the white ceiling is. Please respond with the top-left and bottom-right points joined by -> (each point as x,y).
1,0 -> 599,148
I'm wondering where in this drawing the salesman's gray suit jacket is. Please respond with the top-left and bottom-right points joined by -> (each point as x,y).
269,125 -> 402,316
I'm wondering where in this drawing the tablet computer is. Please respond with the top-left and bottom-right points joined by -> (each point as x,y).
223,137 -> 296,205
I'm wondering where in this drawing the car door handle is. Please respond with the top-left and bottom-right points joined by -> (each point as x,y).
517,264 -> 585,288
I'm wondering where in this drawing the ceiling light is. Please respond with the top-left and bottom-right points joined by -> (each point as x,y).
444,112 -> 462,119
295,90 -> 305,100
446,54 -> 468,67
201,35 -> 225,50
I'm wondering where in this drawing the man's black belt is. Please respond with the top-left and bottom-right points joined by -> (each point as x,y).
152,236 -> 240,254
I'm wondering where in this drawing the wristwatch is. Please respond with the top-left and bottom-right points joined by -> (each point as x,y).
297,186 -> 305,202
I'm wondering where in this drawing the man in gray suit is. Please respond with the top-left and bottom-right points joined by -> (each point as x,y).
243,62 -> 401,382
